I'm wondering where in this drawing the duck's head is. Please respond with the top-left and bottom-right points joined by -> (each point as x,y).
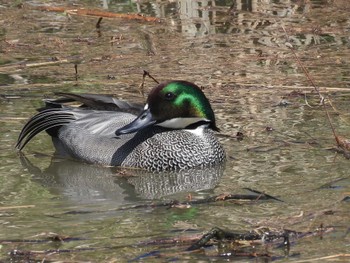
115,81 -> 219,135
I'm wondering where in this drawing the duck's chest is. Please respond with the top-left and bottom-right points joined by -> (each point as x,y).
121,128 -> 225,171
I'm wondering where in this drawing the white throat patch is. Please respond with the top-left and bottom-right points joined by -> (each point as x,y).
185,125 -> 206,136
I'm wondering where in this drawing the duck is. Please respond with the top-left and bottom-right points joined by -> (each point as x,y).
16,80 -> 226,171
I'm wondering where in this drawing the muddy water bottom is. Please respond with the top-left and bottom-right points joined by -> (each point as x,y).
1,0 -> 350,262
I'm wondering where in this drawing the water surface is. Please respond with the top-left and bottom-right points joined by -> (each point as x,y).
0,0 -> 349,261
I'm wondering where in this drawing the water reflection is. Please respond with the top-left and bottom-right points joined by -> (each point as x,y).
19,154 -> 224,204
102,1 -> 308,37
125,0 -> 349,48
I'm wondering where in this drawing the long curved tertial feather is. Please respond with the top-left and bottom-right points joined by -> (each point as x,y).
55,92 -> 143,113
16,109 -> 76,151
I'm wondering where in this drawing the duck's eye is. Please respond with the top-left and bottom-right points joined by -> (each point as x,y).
164,92 -> 175,101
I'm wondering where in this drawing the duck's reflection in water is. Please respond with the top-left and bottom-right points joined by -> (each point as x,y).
20,154 -> 225,206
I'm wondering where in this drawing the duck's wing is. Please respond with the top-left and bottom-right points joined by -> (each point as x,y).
16,107 -> 136,151
17,93 -> 142,151
53,92 -> 143,114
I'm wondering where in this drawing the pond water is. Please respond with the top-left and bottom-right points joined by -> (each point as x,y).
0,0 -> 350,261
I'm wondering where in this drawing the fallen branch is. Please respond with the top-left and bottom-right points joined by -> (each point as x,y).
5,224 -> 334,262
292,253 -> 350,262
0,59 -> 69,72
138,70 -> 159,97
0,205 -> 35,210
29,5 -> 160,22
130,225 -> 333,261
187,226 -> 333,251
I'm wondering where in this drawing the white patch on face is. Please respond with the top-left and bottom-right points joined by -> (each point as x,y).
185,125 -> 206,136
144,103 -> 149,110
156,117 -> 208,129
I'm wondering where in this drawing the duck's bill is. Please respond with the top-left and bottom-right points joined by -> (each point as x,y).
115,108 -> 156,135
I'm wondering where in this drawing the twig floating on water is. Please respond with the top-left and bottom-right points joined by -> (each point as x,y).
0,205 -> 35,210
138,70 -> 160,97
96,17 -> 103,28
291,253 -> 350,263
30,5 -> 161,22
0,59 -> 69,72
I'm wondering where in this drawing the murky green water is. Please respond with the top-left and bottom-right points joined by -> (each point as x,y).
1,0 -> 349,262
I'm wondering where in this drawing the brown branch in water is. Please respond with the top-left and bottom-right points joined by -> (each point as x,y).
0,205 -> 35,210
187,226 -> 334,252
304,92 -> 312,108
7,226 -> 334,262
282,26 -> 350,155
120,191 -> 282,210
96,17 -> 103,28
330,147 -> 350,159
292,253 -> 350,262
29,5 -> 161,22
96,17 -> 103,37
138,70 -> 160,98
187,227 -> 261,251
0,59 -> 69,72
144,70 -> 159,84
285,43 -> 338,141
1,237 -> 84,244
74,64 -> 78,81
9,247 -> 95,256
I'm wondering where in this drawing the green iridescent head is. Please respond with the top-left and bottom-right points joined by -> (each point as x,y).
115,80 -> 219,135
147,81 -> 218,130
